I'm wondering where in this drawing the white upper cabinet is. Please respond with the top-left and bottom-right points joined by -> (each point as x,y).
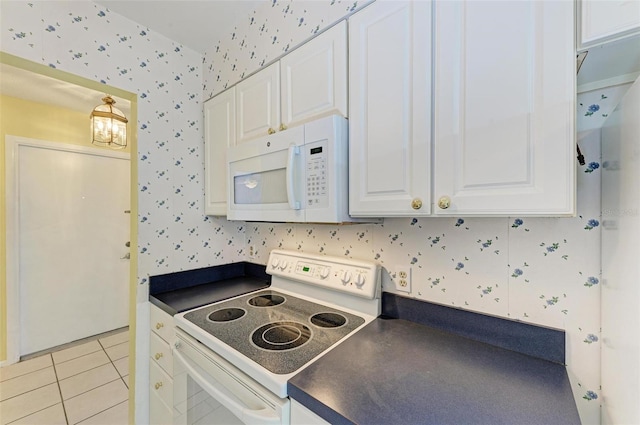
433,1 -> 575,216
281,21 -> 347,128
579,0 -> 640,49
205,24 -> 348,216
348,1 -> 432,216
204,87 -> 235,216
236,62 -> 280,144
235,23 -> 347,145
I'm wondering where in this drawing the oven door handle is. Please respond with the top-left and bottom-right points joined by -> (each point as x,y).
173,349 -> 281,425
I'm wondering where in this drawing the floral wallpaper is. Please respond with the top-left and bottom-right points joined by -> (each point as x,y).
243,130 -> 603,424
203,0 -> 372,99
577,83 -> 634,131
3,1 -> 623,424
1,1 -> 237,423
201,1 -> 608,422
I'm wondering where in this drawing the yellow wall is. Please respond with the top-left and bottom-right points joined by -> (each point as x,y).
0,94 -> 130,361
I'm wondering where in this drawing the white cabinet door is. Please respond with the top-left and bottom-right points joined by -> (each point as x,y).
149,360 -> 173,417
433,1 -> 575,216
579,0 -> 640,49
281,21 -> 348,128
291,400 -> 330,425
236,62 -> 280,144
348,1 -> 431,217
204,88 -> 235,216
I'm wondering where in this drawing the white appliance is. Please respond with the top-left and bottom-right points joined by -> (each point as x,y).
227,115 -> 360,223
173,250 -> 381,425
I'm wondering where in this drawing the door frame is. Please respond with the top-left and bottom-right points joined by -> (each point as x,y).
1,52 -> 138,421
5,136 -> 130,362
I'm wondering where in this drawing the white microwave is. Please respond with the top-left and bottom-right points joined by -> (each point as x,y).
227,115 -> 364,223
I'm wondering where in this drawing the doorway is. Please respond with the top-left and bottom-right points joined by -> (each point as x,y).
0,52 -> 138,421
6,136 -> 130,356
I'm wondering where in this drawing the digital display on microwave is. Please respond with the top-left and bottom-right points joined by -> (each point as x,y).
310,147 -> 323,155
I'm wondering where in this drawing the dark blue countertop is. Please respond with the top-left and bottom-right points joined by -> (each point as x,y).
149,262 -> 270,315
288,294 -> 580,425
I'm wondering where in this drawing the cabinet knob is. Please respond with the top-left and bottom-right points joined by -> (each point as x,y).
155,382 -> 163,390
411,198 -> 423,210
279,123 -> 288,131
267,127 -> 276,135
155,322 -> 164,330
154,352 -> 163,360
438,196 -> 451,210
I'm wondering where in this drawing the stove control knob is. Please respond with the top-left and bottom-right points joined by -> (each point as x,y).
319,267 -> 330,279
355,273 -> 366,287
279,260 -> 288,270
270,258 -> 280,269
340,270 -> 352,285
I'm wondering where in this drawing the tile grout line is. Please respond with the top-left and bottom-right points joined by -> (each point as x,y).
101,338 -> 130,390
1,331 -> 129,425
0,367 -> 56,403
0,361 -> 52,384
53,347 -> 103,365
2,356 -> 71,425
65,341 -> 130,424
62,376 -> 124,403
62,342 -> 127,424
54,339 -> 129,381
75,399 -> 129,425
51,353 -> 72,425
55,358 -> 113,382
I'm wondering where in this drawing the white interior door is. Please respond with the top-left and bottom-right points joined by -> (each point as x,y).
7,136 -> 130,357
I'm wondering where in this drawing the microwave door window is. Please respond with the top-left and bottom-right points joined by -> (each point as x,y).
234,168 -> 288,204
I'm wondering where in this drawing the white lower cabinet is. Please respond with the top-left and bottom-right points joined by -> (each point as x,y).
150,388 -> 173,425
290,400 -> 330,425
149,305 -> 174,423
150,331 -> 173,376
150,360 -> 173,412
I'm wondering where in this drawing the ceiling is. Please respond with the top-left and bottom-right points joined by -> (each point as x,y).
1,1 -> 265,119
93,0 -> 266,54
0,63 -> 131,116
3,1 -> 637,132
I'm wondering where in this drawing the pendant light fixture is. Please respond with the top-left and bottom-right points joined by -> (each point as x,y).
90,95 -> 128,149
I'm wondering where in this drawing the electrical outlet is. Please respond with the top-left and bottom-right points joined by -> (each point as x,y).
394,266 -> 411,293
248,245 -> 255,259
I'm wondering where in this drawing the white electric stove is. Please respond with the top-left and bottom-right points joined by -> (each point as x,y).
172,250 -> 381,425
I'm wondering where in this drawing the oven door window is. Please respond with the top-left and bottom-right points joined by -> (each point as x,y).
178,375 -> 246,425
173,332 -> 289,425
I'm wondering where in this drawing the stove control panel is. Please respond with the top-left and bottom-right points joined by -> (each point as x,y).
267,250 -> 380,299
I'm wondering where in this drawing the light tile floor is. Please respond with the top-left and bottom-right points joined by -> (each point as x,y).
0,328 -> 129,425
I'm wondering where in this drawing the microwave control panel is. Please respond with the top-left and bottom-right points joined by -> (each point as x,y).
305,141 -> 328,208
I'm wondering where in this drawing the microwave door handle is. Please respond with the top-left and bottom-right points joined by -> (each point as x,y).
286,145 -> 301,210
173,349 -> 281,425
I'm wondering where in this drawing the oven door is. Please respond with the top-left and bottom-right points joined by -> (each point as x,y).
173,329 -> 289,425
227,126 -> 305,222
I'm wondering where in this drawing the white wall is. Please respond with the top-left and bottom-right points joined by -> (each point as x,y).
600,77 -> 640,424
